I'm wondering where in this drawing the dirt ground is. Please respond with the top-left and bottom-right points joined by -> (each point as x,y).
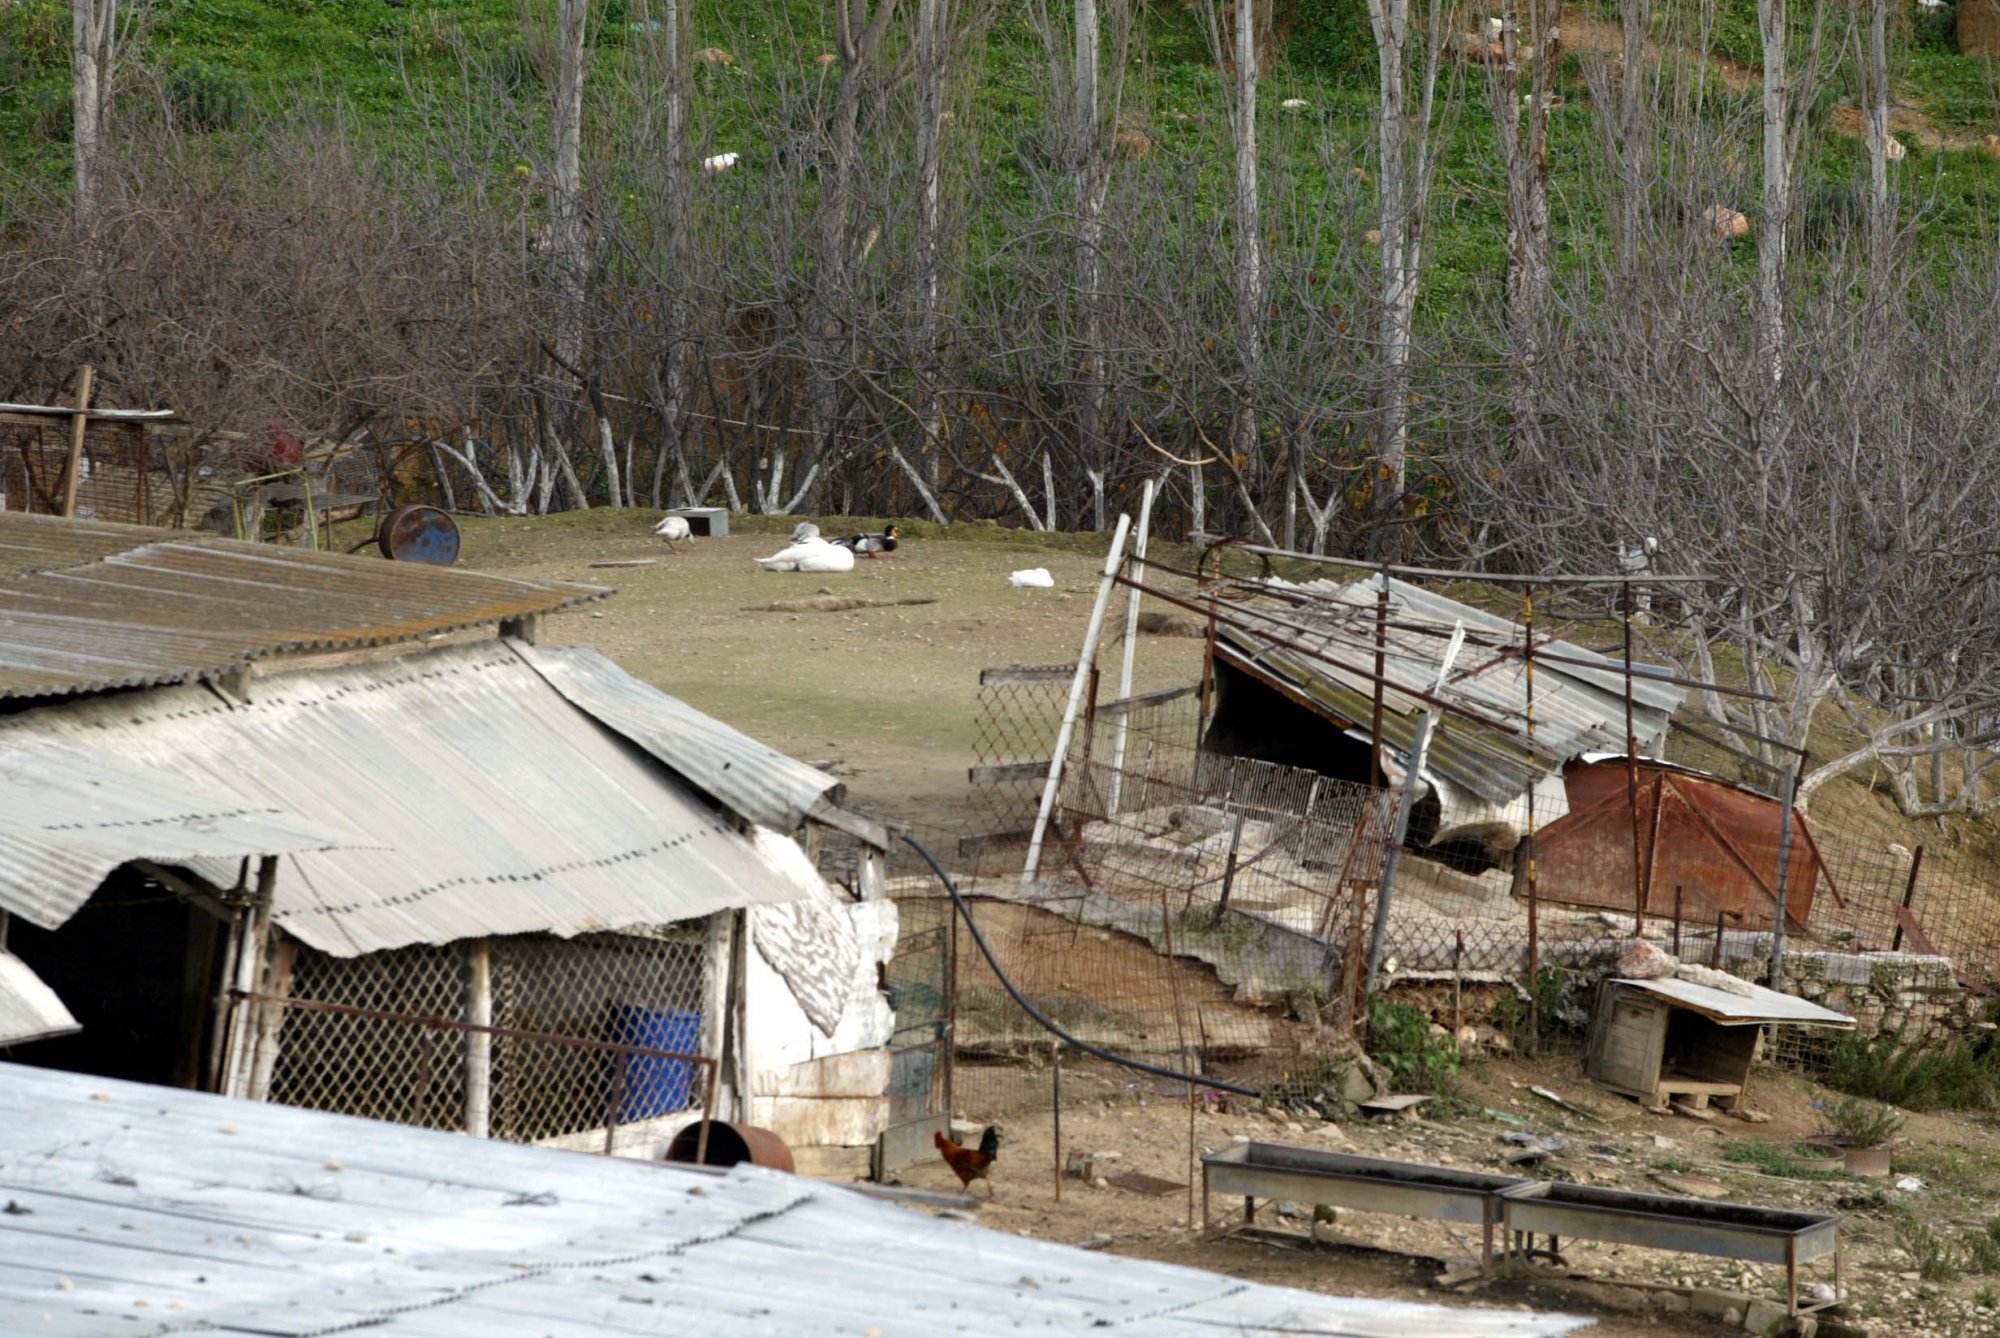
442,511 -> 2000,1335
890,1048 -> 2000,1337
433,509 -> 1202,832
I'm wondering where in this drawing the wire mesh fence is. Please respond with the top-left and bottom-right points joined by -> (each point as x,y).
266,927 -> 710,1148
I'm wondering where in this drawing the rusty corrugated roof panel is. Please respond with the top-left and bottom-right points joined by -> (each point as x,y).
0,512 -> 606,700
0,642 -> 808,956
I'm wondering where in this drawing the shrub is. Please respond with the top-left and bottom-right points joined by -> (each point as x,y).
1825,1033 -> 2000,1112
1816,1095 -> 1907,1147
1898,1219 -> 1963,1283
167,60 -> 250,133
1366,998 -> 1460,1093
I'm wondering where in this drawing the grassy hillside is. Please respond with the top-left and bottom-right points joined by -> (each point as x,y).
3,0 -> 1995,286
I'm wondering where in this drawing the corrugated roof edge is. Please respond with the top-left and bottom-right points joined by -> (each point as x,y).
0,512 -> 610,701
511,640 -> 866,841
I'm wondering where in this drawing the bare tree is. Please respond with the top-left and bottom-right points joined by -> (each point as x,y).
1200,0 -> 1268,541
1362,0 -> 1449,558
71,0 -> 123,235
1487,0 -> 1562,474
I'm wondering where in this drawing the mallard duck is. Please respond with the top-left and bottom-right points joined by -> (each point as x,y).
652,515 -> 692,552
830,524 -> 899,559
755,535 -> 856,573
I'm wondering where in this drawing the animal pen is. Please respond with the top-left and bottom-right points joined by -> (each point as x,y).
885,520 -> 2000,1206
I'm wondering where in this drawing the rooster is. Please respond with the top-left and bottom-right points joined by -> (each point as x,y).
935,1125 -> 1000,1197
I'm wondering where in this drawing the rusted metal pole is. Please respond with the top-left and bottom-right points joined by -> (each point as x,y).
1523,585 -> 1541,1051
1052,1040 -> 1064,1203
59,365 -> 94,518
1216,806 -> 1248,914
1672,886 -> 1684,960
1891,845 -> 1925,951
1622,584 -> 1646,932
1711,909 -> 1726,967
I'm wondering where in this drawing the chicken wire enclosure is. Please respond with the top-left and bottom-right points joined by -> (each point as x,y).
969,666 -> 1074,840
0,415 -> 161,525
268,928 -> 709,1144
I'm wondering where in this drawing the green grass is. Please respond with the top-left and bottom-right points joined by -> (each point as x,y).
1719,1140 -> 1852,1181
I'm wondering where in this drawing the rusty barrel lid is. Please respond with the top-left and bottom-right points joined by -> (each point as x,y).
375,504 -> 461,565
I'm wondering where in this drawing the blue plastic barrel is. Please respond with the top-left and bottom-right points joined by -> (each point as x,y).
609,1005 -> 702,1120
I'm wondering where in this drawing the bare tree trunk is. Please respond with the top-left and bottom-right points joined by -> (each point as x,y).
544,0 -> 591,507
645,0 -> 690,509
1863,0 -> 1891,298
1364,0 -> 1443,560
71,0 -> 115,236
1492,0 -> 1560,467
1756,0 -> 1789,390
915,0 -> 949,497
1223,0 -> 1265,529
1073,0 -> 1108,530
1617,0 -> 1648,276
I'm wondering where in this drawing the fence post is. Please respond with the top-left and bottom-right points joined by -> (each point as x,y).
1890,846 -> 1925,952
1768,758 -> 1804,987
1108,479 -> 1157,816
59,364 -> 94,518
465,938 -> 493,1138
1023,514 -> 1132,885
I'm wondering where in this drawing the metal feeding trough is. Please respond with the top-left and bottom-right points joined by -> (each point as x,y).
1499,1180 -> 1841,1316
1201,1141 -> 1842,1316
1202,1143 -> 1523,1272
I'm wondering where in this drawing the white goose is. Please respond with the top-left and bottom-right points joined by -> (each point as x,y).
755,532 -> 855,573
652,515 -> 693,552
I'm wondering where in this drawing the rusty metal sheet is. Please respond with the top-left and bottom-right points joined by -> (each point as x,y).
0,511 -> 604,700
1537,759 -> 1828,930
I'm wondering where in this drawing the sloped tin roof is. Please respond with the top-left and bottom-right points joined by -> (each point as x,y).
0,642 -> 813,956
0,511 -> 605,701
1220,574 -> 1686,804
0,1061 -> 1592,1338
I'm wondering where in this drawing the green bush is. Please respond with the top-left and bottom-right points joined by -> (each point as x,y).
1366,997 -> 1460,1092
1898,1218 -> 1963,1283
1826,1032 -> 2000,1112
1816,1095 -> 1907,1147
1283,0 -> 1375,86
167,59 -> 251,132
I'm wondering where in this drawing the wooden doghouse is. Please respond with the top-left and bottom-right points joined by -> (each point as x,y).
1586,976 -> 1853,1113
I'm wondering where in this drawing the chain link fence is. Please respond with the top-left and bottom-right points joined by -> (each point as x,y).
267,928 -> 710,1148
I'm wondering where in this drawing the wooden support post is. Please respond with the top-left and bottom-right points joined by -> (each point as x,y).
245,937 -> 297,1102
59,365 -> 94,518
1672,885 -> 1684,959
698,911 -> 735,1115
465,938 -> 493,1138
221,856 -> 278,1099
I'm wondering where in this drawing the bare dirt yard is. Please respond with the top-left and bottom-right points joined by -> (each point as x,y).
436,510 -> 2000,1337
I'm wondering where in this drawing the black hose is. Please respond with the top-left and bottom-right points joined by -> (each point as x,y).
899,833 -> 1261,1099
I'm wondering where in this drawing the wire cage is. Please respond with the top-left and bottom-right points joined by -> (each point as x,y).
0,413 -> 164,526
268,927 -> 710,1145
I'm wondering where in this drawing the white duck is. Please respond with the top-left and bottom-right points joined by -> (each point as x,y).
755,532 -> 856,573
652,515 -> 693,552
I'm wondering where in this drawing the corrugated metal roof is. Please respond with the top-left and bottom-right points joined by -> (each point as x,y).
0,950 -> 76,1046
517,642 -> 844,834
0,512 -> 606,699
0,1061 -> 1592,1337
0,643 -> 810,956
0,734 -> 351,930
1221,575 -> 1687,805
1615,976 -> 1856,1028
